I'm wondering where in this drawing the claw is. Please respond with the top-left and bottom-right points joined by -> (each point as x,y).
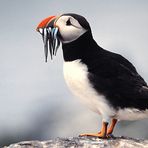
106,134 -> 114,138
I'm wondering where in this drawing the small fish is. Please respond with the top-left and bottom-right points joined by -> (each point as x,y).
41,27 -> 60,62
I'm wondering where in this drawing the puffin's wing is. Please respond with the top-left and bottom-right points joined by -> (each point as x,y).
88,50 -> 148,110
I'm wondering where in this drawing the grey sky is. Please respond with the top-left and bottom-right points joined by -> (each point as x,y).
0,0 -> 148,144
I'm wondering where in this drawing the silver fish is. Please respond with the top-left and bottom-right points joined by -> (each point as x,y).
41,27 -> 60,62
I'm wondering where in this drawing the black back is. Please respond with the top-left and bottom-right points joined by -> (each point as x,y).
62,31 -> 148,111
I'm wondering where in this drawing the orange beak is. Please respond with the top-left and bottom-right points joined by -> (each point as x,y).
36,15 -> 57,32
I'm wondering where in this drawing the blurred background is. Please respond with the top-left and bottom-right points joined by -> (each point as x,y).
0,0 -> 148,147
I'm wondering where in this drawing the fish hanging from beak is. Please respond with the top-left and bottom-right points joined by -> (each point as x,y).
36,16 -> 60,62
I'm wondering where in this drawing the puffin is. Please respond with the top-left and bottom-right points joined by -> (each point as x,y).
36,13 -> 148,138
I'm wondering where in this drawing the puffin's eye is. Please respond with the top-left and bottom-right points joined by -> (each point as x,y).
66,18 -> 72,26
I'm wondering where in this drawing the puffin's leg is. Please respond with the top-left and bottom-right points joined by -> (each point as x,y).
79,121 -> 108,138
107,118 -> 117,136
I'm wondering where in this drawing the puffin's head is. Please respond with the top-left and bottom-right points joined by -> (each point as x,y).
36,13 -> 91,61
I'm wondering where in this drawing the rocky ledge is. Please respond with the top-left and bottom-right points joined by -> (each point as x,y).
3,136 -> 148,148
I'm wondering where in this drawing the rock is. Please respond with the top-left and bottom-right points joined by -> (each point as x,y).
3,136 -> 148,148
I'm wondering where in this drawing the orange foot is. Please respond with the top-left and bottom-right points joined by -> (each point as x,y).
79,119 -> 118,139
79,132 -> 106,138
79,122 -> 108,139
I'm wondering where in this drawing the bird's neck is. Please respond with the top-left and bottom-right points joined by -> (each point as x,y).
62,31 -> 103,62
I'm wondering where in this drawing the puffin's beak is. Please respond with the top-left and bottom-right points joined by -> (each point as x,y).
36,16 -> 56,32
36,16 -> 60,62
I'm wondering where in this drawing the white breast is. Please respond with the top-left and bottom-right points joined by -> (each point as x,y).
63,59 -> 115,121
63,60 -> 148,121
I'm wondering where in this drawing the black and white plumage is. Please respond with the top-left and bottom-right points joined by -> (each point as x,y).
37,13 -> 148,137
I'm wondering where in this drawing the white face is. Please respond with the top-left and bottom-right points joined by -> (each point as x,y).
55,15 -> 87,43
